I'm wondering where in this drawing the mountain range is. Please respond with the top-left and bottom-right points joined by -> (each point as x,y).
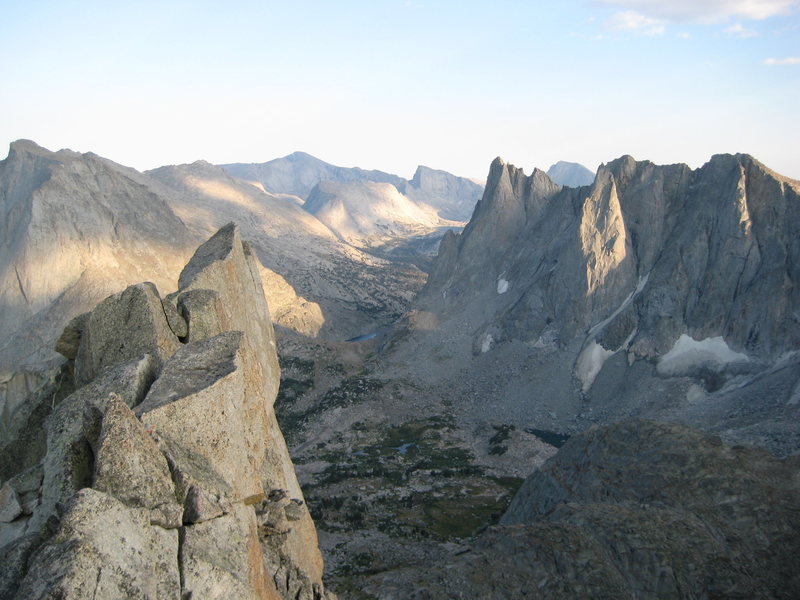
0,142 -> 481,384
394,153 -> 800,455
1,139 -> 798,599
221,152 -> 484,223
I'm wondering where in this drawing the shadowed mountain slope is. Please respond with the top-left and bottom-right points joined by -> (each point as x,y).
403,420 -> 800,599
385,153 -> 800,454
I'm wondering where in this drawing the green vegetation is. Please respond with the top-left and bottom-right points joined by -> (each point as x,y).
277,355 -> 315,375
489,424 -> 515,455
276,375 -> 385,443
304,417 -> 522,542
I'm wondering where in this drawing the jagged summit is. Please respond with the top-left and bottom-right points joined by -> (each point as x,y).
1,223 -> 335,599
399,151 -> 800,454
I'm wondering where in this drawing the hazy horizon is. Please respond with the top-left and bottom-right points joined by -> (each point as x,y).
1,0 -> 798,180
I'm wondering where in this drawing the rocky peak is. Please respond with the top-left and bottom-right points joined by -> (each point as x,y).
6,139 -> 53,159
403,152 -> 800,454
0,141 -> 198,378
456,158 -> 528,261
0,224 -> 334,600
523,167 -> 561,220
425,151 -> 800,357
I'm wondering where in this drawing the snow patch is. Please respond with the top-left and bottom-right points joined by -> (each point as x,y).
497,277 -> 509,294
686,384 -> 707,404
657,335 -> 749,377
481,333 -> 494,353
576,326 -> 638,393
576,341 -> 615,393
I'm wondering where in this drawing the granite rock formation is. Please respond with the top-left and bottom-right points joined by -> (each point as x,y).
403,420 -> 800,599
304,180 -> 454,248
0,223 -> 334,600
147,158 -> 425,340
220,151 -> 483,223
0,139 -> 197,390
221,151 -> 406,201
401,153 -> 800,454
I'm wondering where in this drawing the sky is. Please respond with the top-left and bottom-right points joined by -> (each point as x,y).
1,0 -> 799,180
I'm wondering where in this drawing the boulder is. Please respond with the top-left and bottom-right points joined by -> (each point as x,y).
93,396 -> 182,528
151,433 -> 233,525
6,464 -> 43,516
160,293 -> 188,339
54,312 -> 90,360
16,488 -> 180,600
31,355 -> 158,534
0,482 -> 21,523
136,331 -> 263,504
181,502 -> 280,600
74,282 -> 180,386
176,288 -> 225,343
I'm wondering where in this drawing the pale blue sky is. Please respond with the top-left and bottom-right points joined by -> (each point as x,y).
1,0 -> 798,180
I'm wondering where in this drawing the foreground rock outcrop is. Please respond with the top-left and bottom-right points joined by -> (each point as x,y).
402,420 -> 800,599
0,223 -> 333,599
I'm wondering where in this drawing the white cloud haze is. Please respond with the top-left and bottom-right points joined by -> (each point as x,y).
609,10 -> 666,35
725,22 -> 759,36
763,56 -> 800,64
597,0 -> 800,22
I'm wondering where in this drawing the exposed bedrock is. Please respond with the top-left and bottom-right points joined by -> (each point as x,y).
1,223 -> 333,600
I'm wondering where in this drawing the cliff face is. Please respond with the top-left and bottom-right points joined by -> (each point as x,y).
0,224 -> 333,600
0,140 -> 198,376
401,165 -> 484,222
403,153 -> 800,453
422,153 -> 800,360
